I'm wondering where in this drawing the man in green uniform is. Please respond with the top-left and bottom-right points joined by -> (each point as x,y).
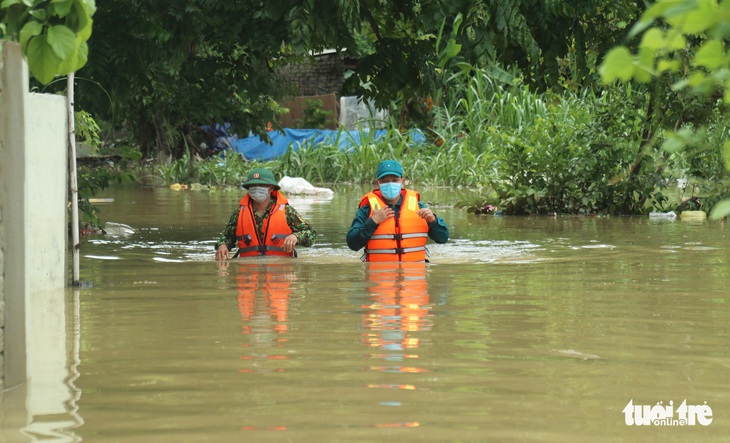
215,168 -> 316,259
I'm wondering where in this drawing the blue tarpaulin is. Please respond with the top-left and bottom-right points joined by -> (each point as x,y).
228,128 -> 425,161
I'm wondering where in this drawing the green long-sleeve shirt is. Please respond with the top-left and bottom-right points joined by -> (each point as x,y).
346,197 -> 449,251
215,197 -> 316,251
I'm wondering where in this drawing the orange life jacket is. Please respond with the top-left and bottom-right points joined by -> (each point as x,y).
360,189 -> 429,262
236,191 -> 294,257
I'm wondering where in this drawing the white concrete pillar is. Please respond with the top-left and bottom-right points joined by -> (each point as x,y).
0,41 -> 30,389
0,41 -> 68,388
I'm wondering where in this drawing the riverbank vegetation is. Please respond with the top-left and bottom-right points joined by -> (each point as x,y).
119,67 -> 728,216
15,0 -> 724,219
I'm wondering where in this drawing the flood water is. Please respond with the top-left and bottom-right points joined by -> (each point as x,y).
7,184 -> 730,442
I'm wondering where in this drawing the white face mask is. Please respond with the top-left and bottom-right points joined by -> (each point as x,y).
248,186 -> 270,203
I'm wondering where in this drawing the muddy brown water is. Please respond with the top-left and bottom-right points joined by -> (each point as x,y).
9,185 -> 730,442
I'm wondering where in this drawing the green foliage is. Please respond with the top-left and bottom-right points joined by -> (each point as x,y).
599,0 -> 730,219
298,99 -> 334,129
108,57 -> 726,218
55,0 -> 725,218
23,0 -> 651,160
449,0 -> 650,91
664,115 -> 730,212
154,147 -> 255,188
57,0 -> 364,158
278,128 -> 416,183
75,114 -> 138,228
430,68 -> 726,215
0,0 -> 95,84
77,164 -> 133,228
155,148 -> 197,185
142,63 -> 728,217
75,109 -> 100,148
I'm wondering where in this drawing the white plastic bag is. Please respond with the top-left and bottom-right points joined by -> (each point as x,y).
278,176 -> 334,198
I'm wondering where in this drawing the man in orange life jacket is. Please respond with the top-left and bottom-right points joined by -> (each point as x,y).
215,168 -> 316,259
347,159 -> 448,261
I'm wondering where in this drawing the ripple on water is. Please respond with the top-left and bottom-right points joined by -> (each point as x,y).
89,236 -> 548,264
427,238 -> 544,264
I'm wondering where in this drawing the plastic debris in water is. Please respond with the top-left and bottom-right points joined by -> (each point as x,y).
680,210 -> 707,221
648,211 -> 677,220
103,222 -> 135,236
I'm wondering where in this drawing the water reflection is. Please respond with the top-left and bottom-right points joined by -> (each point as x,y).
4,288 -> 83,443
362,262 -> 432,357
361,262 -> 433,429
217,261 -> 295,373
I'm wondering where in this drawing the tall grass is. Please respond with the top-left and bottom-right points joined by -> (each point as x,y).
150,67 -> 728,214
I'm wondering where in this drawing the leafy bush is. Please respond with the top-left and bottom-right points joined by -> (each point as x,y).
133,66 -> 729,216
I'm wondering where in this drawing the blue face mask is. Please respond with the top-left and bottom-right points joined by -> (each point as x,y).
379,182 -> 402,200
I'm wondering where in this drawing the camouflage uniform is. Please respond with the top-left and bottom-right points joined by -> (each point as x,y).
215,198 -> 316,251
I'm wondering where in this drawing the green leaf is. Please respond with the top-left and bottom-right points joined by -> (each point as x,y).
51,0 -> 74,18
629,1 -> 694,38
599,47 -> 635,83
657,59 -> 681,74
662,128 -> 696,153
687,71 -> 707,87
641,28 -> 665,50
19,20 -> 43,51
693,40 -> 725,70
78,0 -> 96,16
28,8 -> 47,21
642,0 -> 680,20
68,0 -> 92,35
1,0 -> 23,7
662,0 -> 705,20
671,77 -> 691,91
26,33 -> 62,84
724,140 -> 730,170
709,199 -> 730,220
78,16 -> 93,41
667,32 -> 687,51
629,19 -> 654,39
635,47 -> 655,83
662,136 -> 684,153
668,2 -> 718,34
47,25 -> 76,58
57,39 -> 88,72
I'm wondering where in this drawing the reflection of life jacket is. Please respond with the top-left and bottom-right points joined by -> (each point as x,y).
360,189 -> 429,262
362,262 -> 431,350
236,191 -> 293,257
237,263 -> 293,335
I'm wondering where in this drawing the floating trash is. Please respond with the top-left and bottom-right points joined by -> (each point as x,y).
649,211 -> 677,220
680,210 -> 707,221
103,222 -> 135,236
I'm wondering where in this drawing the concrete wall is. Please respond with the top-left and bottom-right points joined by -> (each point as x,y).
278,51 -> 356,98
0,41 -> 68,390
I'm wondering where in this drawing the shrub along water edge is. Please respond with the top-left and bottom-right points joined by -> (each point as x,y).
144,68 -> 729,215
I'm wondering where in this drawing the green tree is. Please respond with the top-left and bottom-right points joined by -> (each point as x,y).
452,0 -> 651,90
338,1 -> 653,128
65,0 -> 362,158
0,0 -> 95,84
599,0 -> 730,219
27,1 -> 658,159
